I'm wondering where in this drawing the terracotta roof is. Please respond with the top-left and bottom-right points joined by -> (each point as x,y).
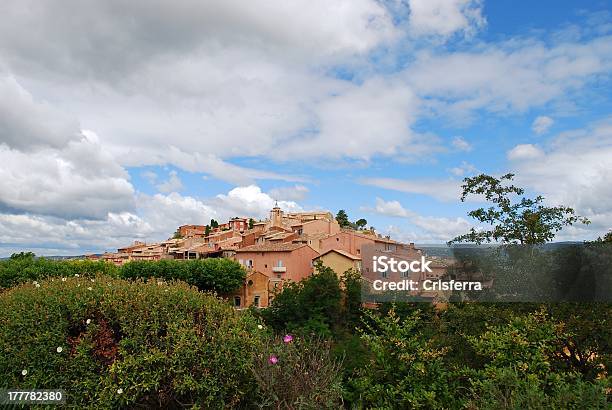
315,248 -> 361,260
236,243 -> 309,253
336,229 -> 400,244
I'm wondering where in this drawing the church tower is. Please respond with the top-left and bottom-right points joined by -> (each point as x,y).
270,201 -> 283,227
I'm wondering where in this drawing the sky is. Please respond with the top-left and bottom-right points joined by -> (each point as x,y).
1,0 -> 612,256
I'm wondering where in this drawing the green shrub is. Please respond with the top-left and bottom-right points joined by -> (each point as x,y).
0,275 -> 263,408
119,258 -> 246,293
465,310 -> 610,409
262,263 -> 343,336
0,253 -> 119,289
253,334 -> 344,409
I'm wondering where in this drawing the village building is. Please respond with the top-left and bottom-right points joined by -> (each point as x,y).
313,248 -> 362,276
226,271 -> 280,309
234,243 -> 319,283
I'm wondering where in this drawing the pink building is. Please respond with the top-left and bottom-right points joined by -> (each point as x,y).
319,230 -> 399,258
234,243 -> 319,282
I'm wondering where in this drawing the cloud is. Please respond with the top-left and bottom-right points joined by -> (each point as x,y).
452,136 -> 472,151
359,177 -> 461,202
0,185 -> 301,256
408,0 -> 486,38
156,170 -> 183,193
0,139 -> 135,220
0,0 -> 398,81
364,197 -> 472,242
213,185 -> 302,220
0,76 -> 80,150
407,35 -> 612,119
277,76 -> 431,160
510,118 -> 612,238
268,185 -> 309,201
532,115 -> 554,134
365,197 -> 412,218
449,161 -> 477,176
507,144 -> 544,161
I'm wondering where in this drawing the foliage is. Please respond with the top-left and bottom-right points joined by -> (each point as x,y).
335,210 -> 350,228
120,258 -> 246,293
0,275 -> 263,408
253,335 -> 344,409
449,173 -> 590,245
249,218 -> 255,229
355,218 -> 368,229
346,308 -> 461,409
465,310 -> 610,409
263,263 -> 342,337
1,255 -> 245,294
590,230 -> 612,243
0,254 -> 119,289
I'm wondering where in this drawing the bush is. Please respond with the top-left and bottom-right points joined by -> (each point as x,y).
253,334 -> 344,409
0,254 -> 246,295
120,258 -> 246,293
0,253 -> 119,289
262,263 -> 343,336
0,275 -> 263,408
465,310 -> 610,409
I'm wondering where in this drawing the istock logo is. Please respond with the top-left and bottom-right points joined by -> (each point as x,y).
373,255 -> 432,273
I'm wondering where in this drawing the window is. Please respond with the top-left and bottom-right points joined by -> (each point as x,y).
336,238 -> 339,241
276,260 -> 284,267
264,264 -> 267,268
233,296 -> 241,307
253,296 -> 260,307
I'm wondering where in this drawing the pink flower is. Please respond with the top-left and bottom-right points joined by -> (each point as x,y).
268,355 -> 279,365
283,334 -> 293,343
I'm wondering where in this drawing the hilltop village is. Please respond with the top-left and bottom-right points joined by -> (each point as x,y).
95,204 -> 451,307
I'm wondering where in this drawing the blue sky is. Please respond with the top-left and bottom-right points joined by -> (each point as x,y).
1,0 -> 611,255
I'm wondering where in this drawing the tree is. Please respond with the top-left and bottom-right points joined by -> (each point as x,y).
249,218 -> 255,229
10,251 -> 35,260
355,218 -> 368,229
335,210 -> 350,228
449,173 -> 590,245
591,230 -> 612,243
205,225 -> 211,236
210,219 -> 219,229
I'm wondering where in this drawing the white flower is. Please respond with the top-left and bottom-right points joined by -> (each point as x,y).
33,281 -> 38,285
164,289 -> 168,292
35,283 -> 41,288
61,277 -> 66,282
87,287 -> 92,291
86,319 -> 92,325
75,274 -> 79,277
77,284 -> 80,287
21,369 -> 27,376
257,324 -> 263,330
56,346 -> 63,353
90,279 -> 95,282
117,388 -> 123,394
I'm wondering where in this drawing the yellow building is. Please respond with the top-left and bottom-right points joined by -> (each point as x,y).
313,248 -> 361,277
